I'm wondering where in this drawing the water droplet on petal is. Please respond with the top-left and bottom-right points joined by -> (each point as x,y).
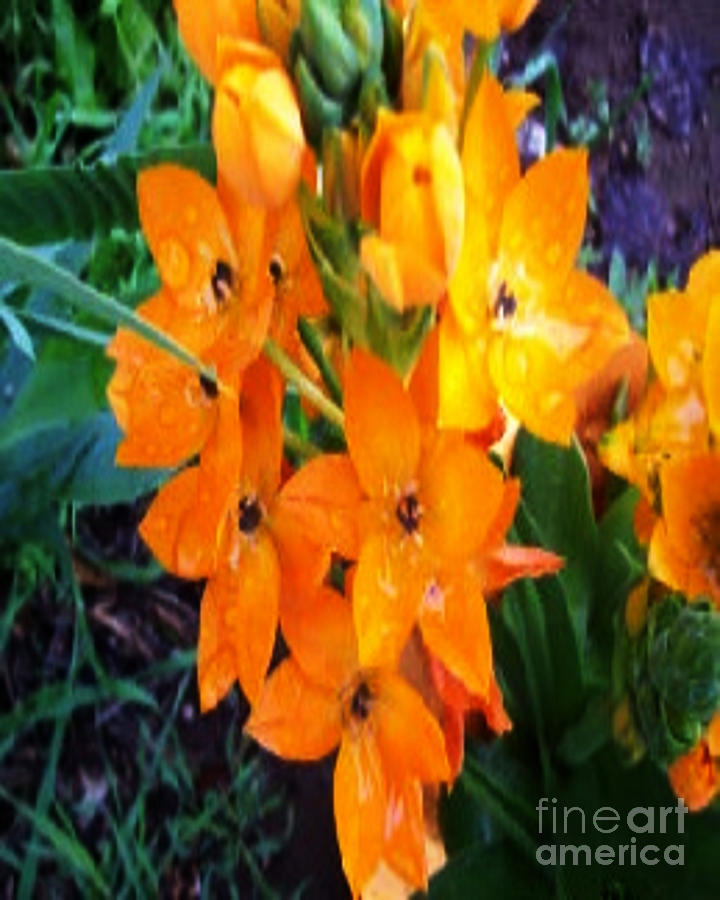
540,390 -> 565,414
158,238 -> 191,290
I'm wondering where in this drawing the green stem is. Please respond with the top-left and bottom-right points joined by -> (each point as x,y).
283,426 -> 320,460
458,38 -> 498,150
0,235 -> 217,385
264,337 -> 345,430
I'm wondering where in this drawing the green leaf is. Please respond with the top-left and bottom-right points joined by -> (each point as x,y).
0,413 -> 168,539
0,144 -> 214,245
0,302 -> 35,359
0,340 -> 108,450
52,0 -> 97,111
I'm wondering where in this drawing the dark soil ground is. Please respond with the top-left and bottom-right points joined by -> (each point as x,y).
1,1 -> 719,898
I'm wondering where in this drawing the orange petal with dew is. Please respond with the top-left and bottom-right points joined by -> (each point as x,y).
201,527 -> 281,705
353,533 -> 425,669
274,454 -> 362,560
139,467 -> 224,579
334,732 -> 387,898
374,671 -> 450,784
419,433 -> 505,562
137,166 -> 236,311
344,349 -> 420,499
245,656 -> 342,759
383,779 -> 427,891
498,147 -> 588,301
419,566 -> 492,698
647,288 -> 709,391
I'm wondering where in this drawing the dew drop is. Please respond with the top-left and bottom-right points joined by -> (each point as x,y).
158,238 -> 191,290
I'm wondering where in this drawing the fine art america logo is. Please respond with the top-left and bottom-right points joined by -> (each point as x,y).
536,797 -> 688,867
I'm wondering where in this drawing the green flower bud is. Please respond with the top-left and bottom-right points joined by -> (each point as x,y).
290,0 -> 389,147
623,592 -> 720,765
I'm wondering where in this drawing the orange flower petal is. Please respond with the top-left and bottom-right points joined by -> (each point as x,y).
498,147 -> 589,301
334,732 -> 387,898
174,0 -> 259,83
245,656 -> 342,759
461,75 -> 520,267
137,166 -> 236,313
479,545 -> 564,595
274,454 -> 362,560
503,88 -> 540,131
374,671 -> 450,784
239,356 -> 284,502
647,287 -> 709,391
200,527 -> 281,705
383,779 -> 427,891
353,532 -> 425,669
419,433 -> 505,561
419,565 -> 492,697
706,712 -> 720,757
280,585 -> 358,691
703,299 -> 720,436
139,467 -> 223,578
344,349 -> 420,499
437,307 -> 498,431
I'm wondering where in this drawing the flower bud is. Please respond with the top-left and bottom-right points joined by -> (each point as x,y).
360,109 -> 464,310
290,0 -> 387,146
623,592 -> 720,765
213,39 -> 306,208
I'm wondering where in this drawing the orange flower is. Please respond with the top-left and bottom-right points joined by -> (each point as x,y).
174,0 -> 259,83
648,453 -> 720,607
360,110 -> 464,310
668,715 -> 720,812
213,39 -> 305,209
438,75 -> 628,443
140,358 -> 331,706
106,165 -> 271,467
135,164 -> 270,356
106,293 -> 242,468
247,586 -> 449,896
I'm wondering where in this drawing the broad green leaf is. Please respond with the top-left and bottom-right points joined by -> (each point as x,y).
0,340 -> 108,450
0,144 -> 214,245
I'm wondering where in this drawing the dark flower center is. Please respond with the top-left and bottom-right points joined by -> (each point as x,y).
198,372 -> 218,399
268,253 -> 285,286
396,493 -> 421,535
238,495 -> 262,534
211,259 -> 233,303
493,281 -> 517,320
350,681 -> 372,721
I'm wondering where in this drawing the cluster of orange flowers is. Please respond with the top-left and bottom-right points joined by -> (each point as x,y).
601,251 -> 720,812
105,0 -> 719,892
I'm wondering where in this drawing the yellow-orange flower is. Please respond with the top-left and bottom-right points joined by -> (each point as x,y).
213,39 -> 305,209
173,0 -> 259,84
247,586 -> 449,896
360,110 -> 464,310
648,453 -> 720,607
438,75 -> 629,443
